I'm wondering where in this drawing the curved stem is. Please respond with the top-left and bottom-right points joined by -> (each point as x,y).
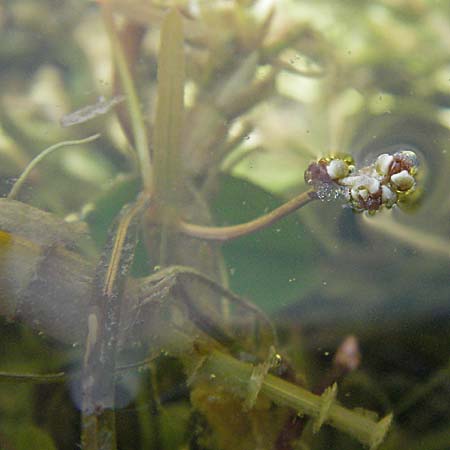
7,134 -> 101,200
178,189 -> 317,242
139,265 -> 277,345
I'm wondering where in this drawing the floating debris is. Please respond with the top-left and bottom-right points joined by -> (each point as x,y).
60,95 -> 126,127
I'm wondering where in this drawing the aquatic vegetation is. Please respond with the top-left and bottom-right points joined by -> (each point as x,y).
0,1 -> 449,450
304,149 -> 419,212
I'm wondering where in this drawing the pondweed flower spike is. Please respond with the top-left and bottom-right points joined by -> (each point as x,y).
178,149 -> 418,242
305,149 -> 419,213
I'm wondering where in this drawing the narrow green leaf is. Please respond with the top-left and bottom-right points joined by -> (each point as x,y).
101,3 -> 153,193
153,8 -> 185,208
81,196 -> 149,450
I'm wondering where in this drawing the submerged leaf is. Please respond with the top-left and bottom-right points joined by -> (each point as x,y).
153,8 -> 185,208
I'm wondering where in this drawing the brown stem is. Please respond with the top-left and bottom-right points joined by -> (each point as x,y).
178,189 -> 317,242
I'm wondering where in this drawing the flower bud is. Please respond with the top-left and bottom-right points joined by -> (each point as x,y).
381,185 -> 397,207
391,170 -> 415,191
375,154 -> 393,176
326,159 -> 350,180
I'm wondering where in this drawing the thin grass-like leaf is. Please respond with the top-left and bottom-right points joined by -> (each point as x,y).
101,2 -> 153,193
153,8 -> 185,208
0,371 -> 65,383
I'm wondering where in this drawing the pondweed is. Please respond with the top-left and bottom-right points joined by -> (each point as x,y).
0,2 -> 449,450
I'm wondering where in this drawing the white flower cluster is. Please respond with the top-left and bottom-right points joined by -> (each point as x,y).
305,150 -> 419,213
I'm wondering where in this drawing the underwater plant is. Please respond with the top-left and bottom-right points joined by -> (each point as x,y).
0,1 -> 449,450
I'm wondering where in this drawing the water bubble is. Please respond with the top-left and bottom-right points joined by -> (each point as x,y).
316,184 -> 346,202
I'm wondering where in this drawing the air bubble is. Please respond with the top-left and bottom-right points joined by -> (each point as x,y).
316,184 -> 346,202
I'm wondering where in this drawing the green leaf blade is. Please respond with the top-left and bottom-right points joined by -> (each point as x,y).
153,8 -> 185,208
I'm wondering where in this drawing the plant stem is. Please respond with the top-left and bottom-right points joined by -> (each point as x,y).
178,189 -> 317,241
100,1 -> 153,194
7,134 -> 101,200
198,350 -> 392,450
81,195 -> 149,450
0,371 -> 65,383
